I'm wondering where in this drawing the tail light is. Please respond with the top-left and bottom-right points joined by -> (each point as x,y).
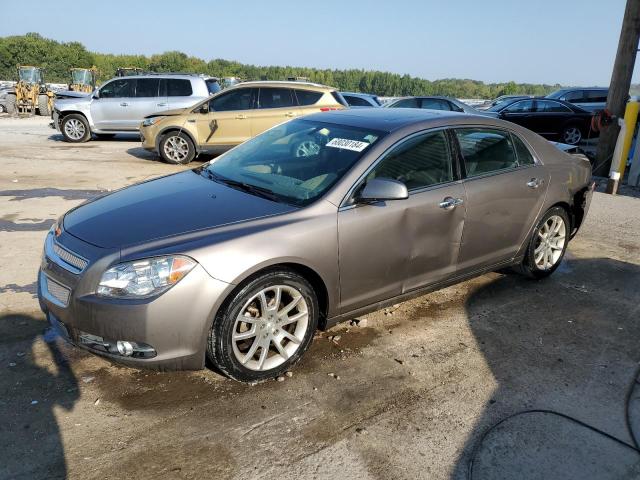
320,107 -> 341,112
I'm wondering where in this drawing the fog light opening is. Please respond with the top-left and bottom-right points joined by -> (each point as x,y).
116,340 -> 134,357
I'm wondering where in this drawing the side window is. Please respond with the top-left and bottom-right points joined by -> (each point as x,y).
455,128 -> 518,177
210,88 -> 255,111
367,131 -> 453,190
511,134 -> 536,166
100,79 -> 134,98
167,79 -> 193,97
536,100 -> 571,113
586,90 -> 608,103
421,98 -> 451,111
294,89 -> 323,106
257,88 -> 295,109
344,95 -> 372,107
563,91 -> 584,103
135,78 -> 160,97
390,98 -> 419,108
504,100 -> 534,113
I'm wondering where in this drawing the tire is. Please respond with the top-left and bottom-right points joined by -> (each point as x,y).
94,133 -> 116,140
60,114 -> 91,143
5,94 -> 16,114
37,95 -> 51,117
159,131 -> 196,164
517,206 -> 570,279
207,270 -> 319,382
561,124 -> 582,145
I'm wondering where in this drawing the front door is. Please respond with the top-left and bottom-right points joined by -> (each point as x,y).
453,127 -> 549,273
91,78 -> 136,131
196,87 -> 256,149
338,129 -> 466,313
499,99 -> 536,132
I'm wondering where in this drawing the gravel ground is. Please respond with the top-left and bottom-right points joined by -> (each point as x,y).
1,115 -> 639,480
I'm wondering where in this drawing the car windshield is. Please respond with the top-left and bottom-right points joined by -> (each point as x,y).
71,69 -> 92,85
203,119 -> 385,207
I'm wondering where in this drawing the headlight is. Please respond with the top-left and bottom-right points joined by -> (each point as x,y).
97,256 -> 196,299
142,116 -> 164,127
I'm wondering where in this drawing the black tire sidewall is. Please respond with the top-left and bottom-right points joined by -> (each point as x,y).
159,132 -> 195,164
522,206 -> 570,279
208,270 -> 319,382
61,114 -> 91,143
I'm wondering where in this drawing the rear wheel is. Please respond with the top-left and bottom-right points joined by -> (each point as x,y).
5,94 -> 16,114
517,206 -> 570,279
37,95 -> 51,116
561,125 -> 582,145
207,270 -> 318,382
159,132 -> 195,164
60,114 -> 91,143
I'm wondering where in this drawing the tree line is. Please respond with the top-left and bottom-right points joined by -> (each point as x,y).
1,32 -> 566,99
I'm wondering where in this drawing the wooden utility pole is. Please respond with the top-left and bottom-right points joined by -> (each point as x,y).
594,0 -> 640,187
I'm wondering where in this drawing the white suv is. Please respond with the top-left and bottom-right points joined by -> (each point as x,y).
52,74 -> 221,142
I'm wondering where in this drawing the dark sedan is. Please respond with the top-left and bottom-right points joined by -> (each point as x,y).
487,98 -> 594,145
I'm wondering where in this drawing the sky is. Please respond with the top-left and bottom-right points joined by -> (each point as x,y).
1,0 -> 636,86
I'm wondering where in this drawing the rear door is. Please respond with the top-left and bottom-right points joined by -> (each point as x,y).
165,78 -> 197,110
530,99 -> 573,136
251,87 -> 301,136
453,127 -> 548,273
127,78 -> 168,128
196,87 -> 256,149
91,78 -> 135,130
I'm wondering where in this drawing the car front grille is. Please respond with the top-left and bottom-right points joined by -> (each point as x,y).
45,275 -> 71,306
52,242 -> 88,272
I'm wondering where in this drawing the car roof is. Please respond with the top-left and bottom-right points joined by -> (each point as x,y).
236,80 -> 334,91
302,107 -> 481,132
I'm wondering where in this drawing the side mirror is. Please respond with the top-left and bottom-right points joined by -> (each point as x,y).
92,89 -> 99,99
357,178 -> 409,203
198,103 -> 209,114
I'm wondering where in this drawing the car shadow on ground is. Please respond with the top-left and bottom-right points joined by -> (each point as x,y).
47,133 -> 141,143
452,257 -> 640,479
0,313 -> 79,479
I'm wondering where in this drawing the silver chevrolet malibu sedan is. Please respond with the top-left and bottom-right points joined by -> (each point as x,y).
38,109 -> 594,382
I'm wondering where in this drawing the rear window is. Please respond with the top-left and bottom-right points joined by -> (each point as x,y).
135,78 -> 160,97
344,95 -> 373,107
167,79 -> 193,97
295,89 -> 323,106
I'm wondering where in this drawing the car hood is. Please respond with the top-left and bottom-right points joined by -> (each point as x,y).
63,169 -> 297,249
55,90 -> 92,99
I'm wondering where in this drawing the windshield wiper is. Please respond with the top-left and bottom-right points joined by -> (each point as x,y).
203,170 -> 282,203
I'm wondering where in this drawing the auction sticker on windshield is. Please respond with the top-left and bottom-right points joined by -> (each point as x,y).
326,138 -> 370,152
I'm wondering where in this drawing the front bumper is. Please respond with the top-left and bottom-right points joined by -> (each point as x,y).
38,230 -> 233,370
140,125 -> 157,151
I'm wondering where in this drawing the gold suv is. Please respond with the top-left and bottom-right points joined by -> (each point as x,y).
140,81 -> 347,164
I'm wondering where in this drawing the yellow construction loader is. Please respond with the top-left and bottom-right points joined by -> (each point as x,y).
4,66 -> 55,116
69,67 -> 97,93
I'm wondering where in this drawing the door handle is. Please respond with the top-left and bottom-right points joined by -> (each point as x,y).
439,197 -> 464,210
235,114 -> 247,119
527,178 -> 543,189
156,103 -> 168,107
285,112 -> 296,117
120,102 -> 129,107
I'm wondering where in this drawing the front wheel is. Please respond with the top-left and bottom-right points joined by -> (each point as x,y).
561,125 -> 582,145
517,206 -> 570,279
159,132 -> 196,164
207,270 -> 319,382
60,114 -> 91,143
5,94 -> 16,114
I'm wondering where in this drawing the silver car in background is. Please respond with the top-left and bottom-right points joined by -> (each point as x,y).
38,108 -> 593,382
51,74 -> 219,142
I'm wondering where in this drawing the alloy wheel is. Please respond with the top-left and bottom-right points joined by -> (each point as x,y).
231,285 -> 309,371
64,118 -> 86,140
163,135 -> 190,162
534,215 -> 566,270
562,127 -> 582,145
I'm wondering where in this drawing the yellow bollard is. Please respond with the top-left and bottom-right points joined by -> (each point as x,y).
619,100 -> 639,179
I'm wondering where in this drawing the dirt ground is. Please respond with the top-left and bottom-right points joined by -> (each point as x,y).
1,115 -> 640,480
